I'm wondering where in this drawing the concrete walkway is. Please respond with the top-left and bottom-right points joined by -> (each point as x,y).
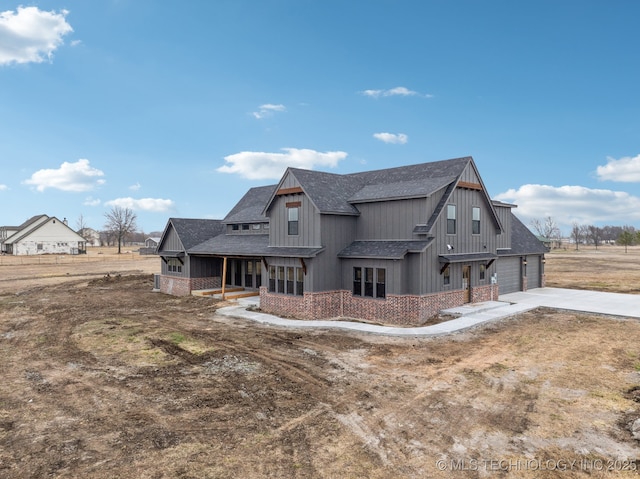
215,288 -> 640,337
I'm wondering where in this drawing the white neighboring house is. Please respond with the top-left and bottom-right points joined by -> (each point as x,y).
78,227 -> 102,247
1,215 -> 87,255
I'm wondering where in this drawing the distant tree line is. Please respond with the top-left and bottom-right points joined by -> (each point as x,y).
531,216 -> 640,252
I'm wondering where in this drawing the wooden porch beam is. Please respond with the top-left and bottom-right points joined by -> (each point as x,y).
300,257 -> 307,275
276,186 -> 303,196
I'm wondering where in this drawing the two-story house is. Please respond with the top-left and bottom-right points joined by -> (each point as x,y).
156,157 -> 547,325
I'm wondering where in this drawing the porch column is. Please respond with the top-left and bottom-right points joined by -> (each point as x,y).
221,257 -> 228,300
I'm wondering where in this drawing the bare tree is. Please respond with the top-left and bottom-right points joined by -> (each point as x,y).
570,222 -> 584,250
586,225 -> 602,250
76,214 -> 87,233
531,216 -> 561,248
104,206 -> 138,254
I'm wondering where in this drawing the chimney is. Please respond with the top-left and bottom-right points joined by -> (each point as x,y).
63,218 -> 68,225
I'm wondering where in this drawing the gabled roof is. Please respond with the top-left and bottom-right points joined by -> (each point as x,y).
224,185 -> 277,223
498,213 -> 548,256
265,156 -> 473,216
158,218 -> 225,253
4,215 -> 85,244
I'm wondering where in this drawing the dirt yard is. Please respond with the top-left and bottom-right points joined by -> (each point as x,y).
0,247 -> 639,478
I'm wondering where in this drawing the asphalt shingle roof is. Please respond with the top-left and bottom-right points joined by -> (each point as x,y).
338,240 -> 433,259
164,218 -> 225,251
190,234 -> 324,258
224,185 -> 278,223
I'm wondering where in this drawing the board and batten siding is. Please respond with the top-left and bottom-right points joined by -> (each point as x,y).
312,214 -> 358,291
355,197 -> 427,240
268,173 -> 322,248
494,204 -> 513,250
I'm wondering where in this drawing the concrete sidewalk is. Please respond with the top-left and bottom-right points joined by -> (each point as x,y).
216,297 -> 537,337
215,288 -> 640,337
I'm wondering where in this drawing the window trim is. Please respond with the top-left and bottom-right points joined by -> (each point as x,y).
472,206 -> 481,235
287,206 -> 299,236
447,204 -> 456,235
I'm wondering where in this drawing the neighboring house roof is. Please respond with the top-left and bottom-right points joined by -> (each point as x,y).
338,240 -> 433,260
498,214 -> 549,256
223,185 -> 278,224
157,218 -> 225,254
4,215 -> 85,244
190,234 -> 324,258
147,237 -> 161,243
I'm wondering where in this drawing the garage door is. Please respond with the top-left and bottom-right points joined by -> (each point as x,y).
527,255 -> 541,289
497,256 -> 521,294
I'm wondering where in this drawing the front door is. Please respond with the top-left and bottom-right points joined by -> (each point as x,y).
462,265 -> 471,303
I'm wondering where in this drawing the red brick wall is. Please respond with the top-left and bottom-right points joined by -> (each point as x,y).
260,285 -> 500,326
159,275 -> 221,296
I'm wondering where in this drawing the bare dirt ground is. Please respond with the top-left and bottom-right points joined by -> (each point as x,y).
1,247 -> 639,478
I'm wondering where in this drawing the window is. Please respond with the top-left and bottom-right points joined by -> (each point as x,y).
447,204 -> 456,234
37,243 -> 43,251
277,266 -> 285,293
353,267 -> 362,296
364,268 -> 374,297
269,265 -> 276,292
287,206 -> 299,235
286,267 -> 294,294
443,265 -> 450,285
472,207 -> 481,235
479,263 -> 486,281
167,258 -> 182,273
252,224 -> 261,230
242,223 -> 250,231
353,267 -> 386,299
268,265 -> 304,295
376,268 -> 386,298
296,268 -> 304,296
232,224 -> 239,231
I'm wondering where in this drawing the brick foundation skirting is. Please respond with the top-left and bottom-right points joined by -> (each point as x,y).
159,275 -> 221,296
260,284 -> 500,326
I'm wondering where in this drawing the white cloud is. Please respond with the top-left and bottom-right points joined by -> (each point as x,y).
361,86 -> 432,99
129,182 -> 141,191
217,147 -> 348,180
596,154 -> 640,182
495,184 -> 640,230
0,184 -> 7,191
0,6 -> 73,65
252,103 -> 286,119
83,196 -> 101,206
104,197 -> 174,212
373,132 -> 408,144
23,159 -> 105,192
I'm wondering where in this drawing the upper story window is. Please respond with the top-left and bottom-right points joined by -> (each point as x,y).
242,223 -> 250,231
287,203 -> 300,235
472,207 -> 481,235
447,204 -> 456,235
232,224 -> 239,231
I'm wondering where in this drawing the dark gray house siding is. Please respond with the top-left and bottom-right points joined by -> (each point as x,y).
157,156 -> 546,323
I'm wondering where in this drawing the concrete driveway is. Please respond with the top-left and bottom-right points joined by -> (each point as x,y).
500,287 -> 640,319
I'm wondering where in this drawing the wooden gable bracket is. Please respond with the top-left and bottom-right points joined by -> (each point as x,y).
486,259 -> 495,268
161,256 -> 168,264
177,257 -> 184,265
262,257 -> 269,269
276,186 -> 304,196
440,262 -> 450,275
300,257 -> 307,275
457,181 -> 482,190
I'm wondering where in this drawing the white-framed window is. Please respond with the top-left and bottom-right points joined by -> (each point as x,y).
447,204 -> 456,235
472,207 -> 481,235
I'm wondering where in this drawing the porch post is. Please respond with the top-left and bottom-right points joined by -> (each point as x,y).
221,257 -> 228,300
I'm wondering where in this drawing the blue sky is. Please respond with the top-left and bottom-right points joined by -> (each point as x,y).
1,1 -> 639,235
